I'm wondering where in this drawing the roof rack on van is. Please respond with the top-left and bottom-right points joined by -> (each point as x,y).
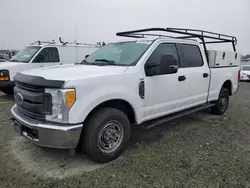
116,27 -> 237,54
59,37 -> 101,47
30,40 -> 56,45
30,38 -> 102,48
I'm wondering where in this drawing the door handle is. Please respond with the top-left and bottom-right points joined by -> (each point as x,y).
178,76 -> 186,81
203,73 -> 209,78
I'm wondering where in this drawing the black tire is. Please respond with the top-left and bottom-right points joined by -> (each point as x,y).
81,107 -> 131,163
2,87 -> 14,95
211,87 -> 229,115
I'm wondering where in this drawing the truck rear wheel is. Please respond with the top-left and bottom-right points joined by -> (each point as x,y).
81,107 -> 131,163
211,87 -> 229,115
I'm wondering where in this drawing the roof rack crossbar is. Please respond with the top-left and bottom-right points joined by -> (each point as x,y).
30,40 -> 56,45
116,27 -> 237,52
200,40 -> 234,44
167,27 -> 235,40
130,33 -> 198,42
176,35 -> 235,43
59,37 -> 101,47
128,33 -> 177,39
166,28 -> 237,44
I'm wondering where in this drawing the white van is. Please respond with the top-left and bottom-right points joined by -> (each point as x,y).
0,38 -> 101,94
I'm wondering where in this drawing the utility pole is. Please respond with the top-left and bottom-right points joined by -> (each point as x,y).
75,22 -> 78,63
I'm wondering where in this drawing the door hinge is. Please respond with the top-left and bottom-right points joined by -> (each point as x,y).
139,79 -> 145,99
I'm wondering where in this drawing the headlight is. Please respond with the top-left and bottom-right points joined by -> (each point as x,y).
0,70 -> 9,81
45,88 -> 75,123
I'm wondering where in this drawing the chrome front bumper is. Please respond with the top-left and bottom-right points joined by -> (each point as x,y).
11,105 -> 83,149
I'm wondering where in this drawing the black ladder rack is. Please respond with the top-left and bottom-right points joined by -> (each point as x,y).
116,27 -> 237,52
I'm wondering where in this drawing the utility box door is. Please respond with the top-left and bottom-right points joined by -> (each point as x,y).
207,50 -> 241,68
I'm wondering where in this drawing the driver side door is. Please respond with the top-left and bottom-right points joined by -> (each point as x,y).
143,43 -> 184,121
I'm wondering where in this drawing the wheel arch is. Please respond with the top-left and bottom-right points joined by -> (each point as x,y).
222,80 -> 233,96
84,99 -> 138,125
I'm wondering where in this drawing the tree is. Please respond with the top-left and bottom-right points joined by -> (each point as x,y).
245,54 -> 250,59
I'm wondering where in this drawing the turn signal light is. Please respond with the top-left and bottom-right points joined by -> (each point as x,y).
65,90 -> 75,107
0,77 -> 9,81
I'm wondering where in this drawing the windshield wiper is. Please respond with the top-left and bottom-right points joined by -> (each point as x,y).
94,59 -> 116,65
75,59 -> 89,65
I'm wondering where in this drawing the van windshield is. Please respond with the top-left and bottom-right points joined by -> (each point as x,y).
85,41 -> 152,66
10,46 -> 41,63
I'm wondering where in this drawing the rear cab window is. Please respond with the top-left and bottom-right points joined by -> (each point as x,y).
179,44 -> 204,68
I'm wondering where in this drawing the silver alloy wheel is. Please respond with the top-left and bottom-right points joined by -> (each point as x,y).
98,120 -> 124,153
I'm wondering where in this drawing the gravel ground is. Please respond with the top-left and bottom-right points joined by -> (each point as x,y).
0,84 -> 250,188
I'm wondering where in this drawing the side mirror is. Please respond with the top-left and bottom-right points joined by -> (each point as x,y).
145,62 -> 159,76
85,54 -> 89,59
33,54 -> 45,63
159,54 -> 178,74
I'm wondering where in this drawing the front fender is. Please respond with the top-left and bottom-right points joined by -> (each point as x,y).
0,63 -> 35,81
68,85 -> 143,124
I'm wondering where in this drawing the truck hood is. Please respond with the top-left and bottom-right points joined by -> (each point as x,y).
21,64 -> 128,81
0,61 -> 26,70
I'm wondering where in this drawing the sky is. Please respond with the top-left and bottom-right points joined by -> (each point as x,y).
1,0 -> 250,54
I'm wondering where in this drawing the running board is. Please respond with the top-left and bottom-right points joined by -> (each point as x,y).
141,103 -> 215,129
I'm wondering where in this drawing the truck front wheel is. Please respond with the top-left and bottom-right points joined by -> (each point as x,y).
211,87 -> 229,115
81,107 -> 131,163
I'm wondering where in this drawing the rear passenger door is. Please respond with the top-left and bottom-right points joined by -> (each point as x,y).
32,47 -> 61,68
177,43 -> 210,107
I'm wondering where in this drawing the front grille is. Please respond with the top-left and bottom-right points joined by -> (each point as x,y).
15,81 -> 44,92
14,82 -> 52,121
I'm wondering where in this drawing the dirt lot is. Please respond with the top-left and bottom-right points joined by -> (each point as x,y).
0,84 -> 250,188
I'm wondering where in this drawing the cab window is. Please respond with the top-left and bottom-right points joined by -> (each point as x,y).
145,43 -> 180,75
33,47 -> 60,63
180,44 -> 203,68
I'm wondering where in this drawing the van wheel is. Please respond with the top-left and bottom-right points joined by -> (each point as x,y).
211,87 -> 229,115
2,88 -> 13,95
82,107 -> 131,163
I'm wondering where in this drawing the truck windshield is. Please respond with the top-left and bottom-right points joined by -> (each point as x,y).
242,66 -> 250,71
85,41 -> 152,66
9,46 -> 41,63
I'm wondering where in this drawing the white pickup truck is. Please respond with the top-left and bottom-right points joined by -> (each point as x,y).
11,28 -> 240,163
0,38 -> 100,94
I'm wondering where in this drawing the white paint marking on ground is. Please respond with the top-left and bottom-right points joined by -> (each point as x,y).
0,101 -> 13,104
9,137 -> 104,179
